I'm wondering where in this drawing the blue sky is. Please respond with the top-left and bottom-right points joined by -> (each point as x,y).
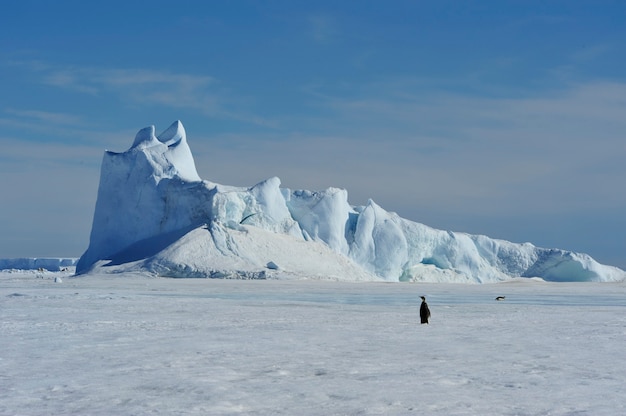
1,1 -> 625,270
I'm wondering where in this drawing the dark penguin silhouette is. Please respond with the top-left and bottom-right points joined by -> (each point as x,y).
420,296 -> 431,324
495,296 -> 506,301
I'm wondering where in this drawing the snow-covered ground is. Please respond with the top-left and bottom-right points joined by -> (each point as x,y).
2,270 -> 625,415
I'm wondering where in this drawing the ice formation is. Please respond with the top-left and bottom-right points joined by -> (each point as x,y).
75,121 -> 626,282
0,258 -> 77,272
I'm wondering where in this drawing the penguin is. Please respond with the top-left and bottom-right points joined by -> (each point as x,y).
495,296 -> 506,301
420,296 -> 431,324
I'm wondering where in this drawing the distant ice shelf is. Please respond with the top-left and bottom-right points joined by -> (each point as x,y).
0,258 -> 78,272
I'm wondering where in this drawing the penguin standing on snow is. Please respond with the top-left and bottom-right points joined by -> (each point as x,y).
420,296 -> 431,324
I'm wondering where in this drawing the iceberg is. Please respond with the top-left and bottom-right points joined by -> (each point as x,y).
76,121 -> 626,283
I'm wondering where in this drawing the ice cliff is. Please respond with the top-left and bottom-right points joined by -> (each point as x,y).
76,121 -> 626,282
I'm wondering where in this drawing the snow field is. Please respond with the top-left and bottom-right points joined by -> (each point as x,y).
2,272 -> 626,415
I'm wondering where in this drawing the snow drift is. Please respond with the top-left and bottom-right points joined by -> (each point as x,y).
76,121 -> 625,283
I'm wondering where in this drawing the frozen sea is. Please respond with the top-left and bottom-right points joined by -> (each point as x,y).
2,270 -> 625,415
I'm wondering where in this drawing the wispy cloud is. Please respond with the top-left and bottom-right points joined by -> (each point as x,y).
36,65 -> 214,93
4,109 -> 83,125
13,61 -> 273,127
570,43 -> 612,62
42,66 -> 216,108
278,78 -> 626,215
307,14 -> 338,43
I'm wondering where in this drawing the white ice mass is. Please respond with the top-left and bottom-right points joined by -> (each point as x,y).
75,121 -> 625,283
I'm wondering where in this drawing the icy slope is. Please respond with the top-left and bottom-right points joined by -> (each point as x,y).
76,121 -> 625,282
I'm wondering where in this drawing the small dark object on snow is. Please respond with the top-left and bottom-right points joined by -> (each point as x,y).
420,296 -> 430,324
495,296 -> 506,301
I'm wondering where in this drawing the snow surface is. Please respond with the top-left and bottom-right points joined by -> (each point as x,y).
75,121 -> 625,283
2,270 -> 626,415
